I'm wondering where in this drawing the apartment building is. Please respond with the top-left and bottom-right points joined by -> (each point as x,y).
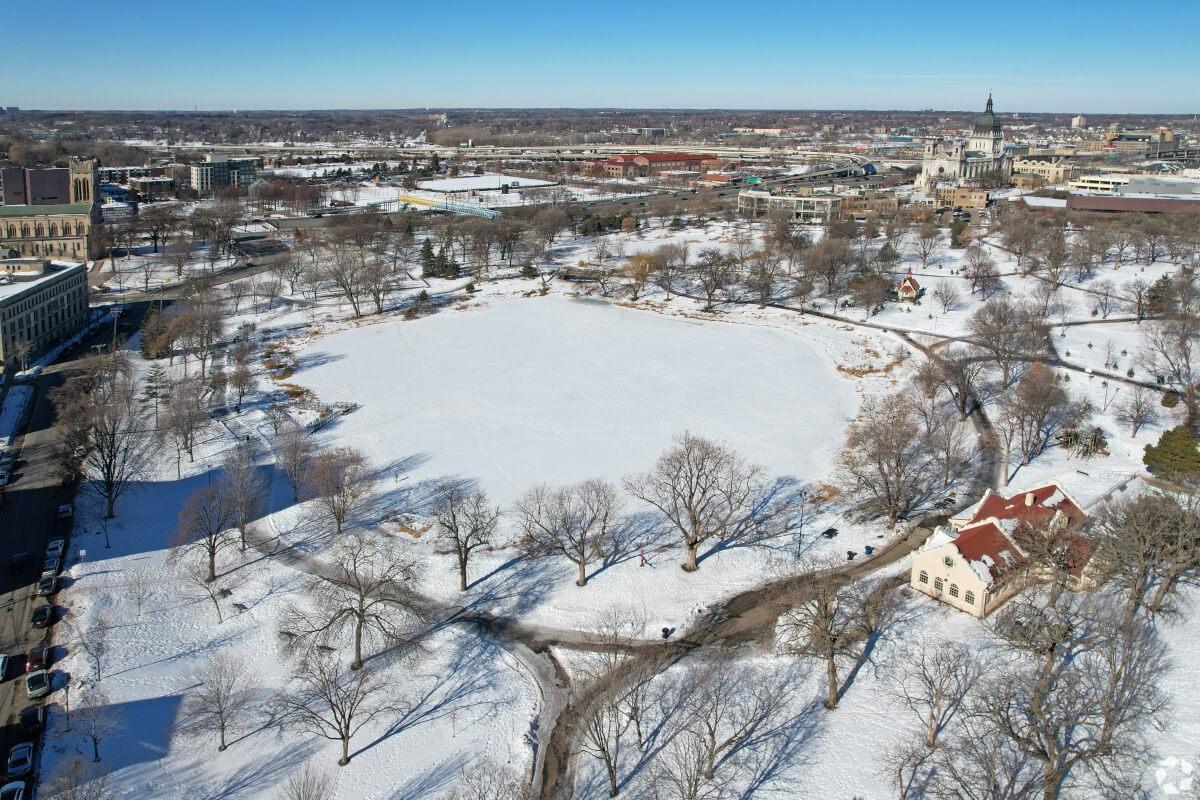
0,259 -> 89,375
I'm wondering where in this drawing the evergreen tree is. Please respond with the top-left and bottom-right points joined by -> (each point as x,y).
1144,426 -> 1200,481
420,239 -> 435,276
140,363 -> 169,428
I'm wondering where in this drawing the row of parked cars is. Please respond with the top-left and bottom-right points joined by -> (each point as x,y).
2,533 -> 68,798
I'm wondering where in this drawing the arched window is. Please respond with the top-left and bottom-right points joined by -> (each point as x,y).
76,223 -> 85,236
918,570 -> 929,584
964,591 -> 975,605
933,577 -> 944,592
949,584 -> 959,598
21,225 -> 30,238
49,224 -> 58,237
35,224 -> 44,237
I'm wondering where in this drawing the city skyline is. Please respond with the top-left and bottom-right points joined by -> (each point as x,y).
7,0 -> 1199,113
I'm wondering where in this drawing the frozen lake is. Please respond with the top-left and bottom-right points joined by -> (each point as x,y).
294,295 -> 859,505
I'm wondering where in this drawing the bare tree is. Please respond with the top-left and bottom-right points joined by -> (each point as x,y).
432,482 -> 501,591
43,756 -> 117,800
185,653 -> 256,751
278,763 -> 335,800
282,530 -> 424,670
514,478 -> 619,586
837,395 -> 935,528
174,481 -> 236,582
228,364 -> 255,411
306,447 -> 376,535
938,346 -> 987,419
976,596 -> 1170,800
578,683 -> 631,797
1115,386 -> 1158,437
181,557 -> 229,623
968,298 -> 1044,385
53,355 -> 158,519
998,363 -> 1073,466
625,433 -> 761,571
778,574 -> 864,709
932,281 -> 962,313
78,687 -> 120,762
126,570 -> 154,618
1143,297 -> 1200,427
911,222 -> 942,269
650,727 -> 730,800
880,739 -> 935,800
277,652 -> 395,766
1091,490 -> 1200,624
893,640 -> 985,748
223,443 -> 267,551
275,425 -> 314,502
684,658 -> 780,778
70,615 -> 110,683
160,376 -> 209,474
804,236 -> 852,295
694,247 -> 734,310
445,762 -> 527,800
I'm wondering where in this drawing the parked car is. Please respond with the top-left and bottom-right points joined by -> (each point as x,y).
41,557 -> 59,576
29,606 -> 52,630
0,470 -> 9,487
4,744 -> 31,778
45,539 -> 65,559
17,706 -> 43,735
23,670 -> 49,700
35,575 -> 56,598
0,780 -> 25,800
26,644 -> 47,673
57,503 -> 74,518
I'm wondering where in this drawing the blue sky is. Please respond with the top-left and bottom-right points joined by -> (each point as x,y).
7,0 -> 1198,112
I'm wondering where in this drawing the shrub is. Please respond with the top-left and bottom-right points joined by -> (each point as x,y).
1162,391 -> 1181,409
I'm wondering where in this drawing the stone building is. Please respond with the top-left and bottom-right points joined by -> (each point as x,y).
0,258 -> 89,376
916,95 -> 1013,191
0,159 -> 101,260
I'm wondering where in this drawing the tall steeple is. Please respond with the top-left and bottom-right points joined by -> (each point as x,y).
985,93 -> 993,114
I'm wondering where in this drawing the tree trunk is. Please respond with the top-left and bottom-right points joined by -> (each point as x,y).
207,550 -> 217,583
824,654 -> 839,709
458,560 -> 468,592
604,754 -> 618,797
576,558 -> 588,587
91,737 -> 101,762
683,542 -> 699,572
218,720 -> 227,751
339,735 -> 351,766
352,617 -> 364,670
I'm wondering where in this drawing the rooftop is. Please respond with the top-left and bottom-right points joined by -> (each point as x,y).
0,260 -> 85,303
0,202 -> 93,218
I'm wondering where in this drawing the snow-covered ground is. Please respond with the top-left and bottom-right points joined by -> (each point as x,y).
39,208 -> 1200,799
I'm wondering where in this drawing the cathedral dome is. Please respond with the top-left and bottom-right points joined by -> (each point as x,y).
974,94 -> 1001,133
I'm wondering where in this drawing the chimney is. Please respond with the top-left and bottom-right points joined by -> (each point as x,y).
1024,492 -> 1035,507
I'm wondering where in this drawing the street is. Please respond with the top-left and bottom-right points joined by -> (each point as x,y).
0,307 -> 145,787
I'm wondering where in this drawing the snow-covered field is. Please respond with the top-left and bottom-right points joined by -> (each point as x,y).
38,207 -> 1200,799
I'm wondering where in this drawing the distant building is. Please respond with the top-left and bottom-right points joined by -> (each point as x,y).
0,258 -> 89,375
917,95 -> 1013,191
1071,114 -> 1087,129
1013,156 -> 1082,186
933,185 -> 990,211
190,155 -> 262,194
0,159 -> 100,261
737,188 -> 840,223
581,153 -> 719,178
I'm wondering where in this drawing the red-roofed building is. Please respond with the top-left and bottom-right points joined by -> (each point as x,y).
897,270 -> 921,303
911,482 -> 1094,617
952,481 -> 1085,532
582,153 -> 721,178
